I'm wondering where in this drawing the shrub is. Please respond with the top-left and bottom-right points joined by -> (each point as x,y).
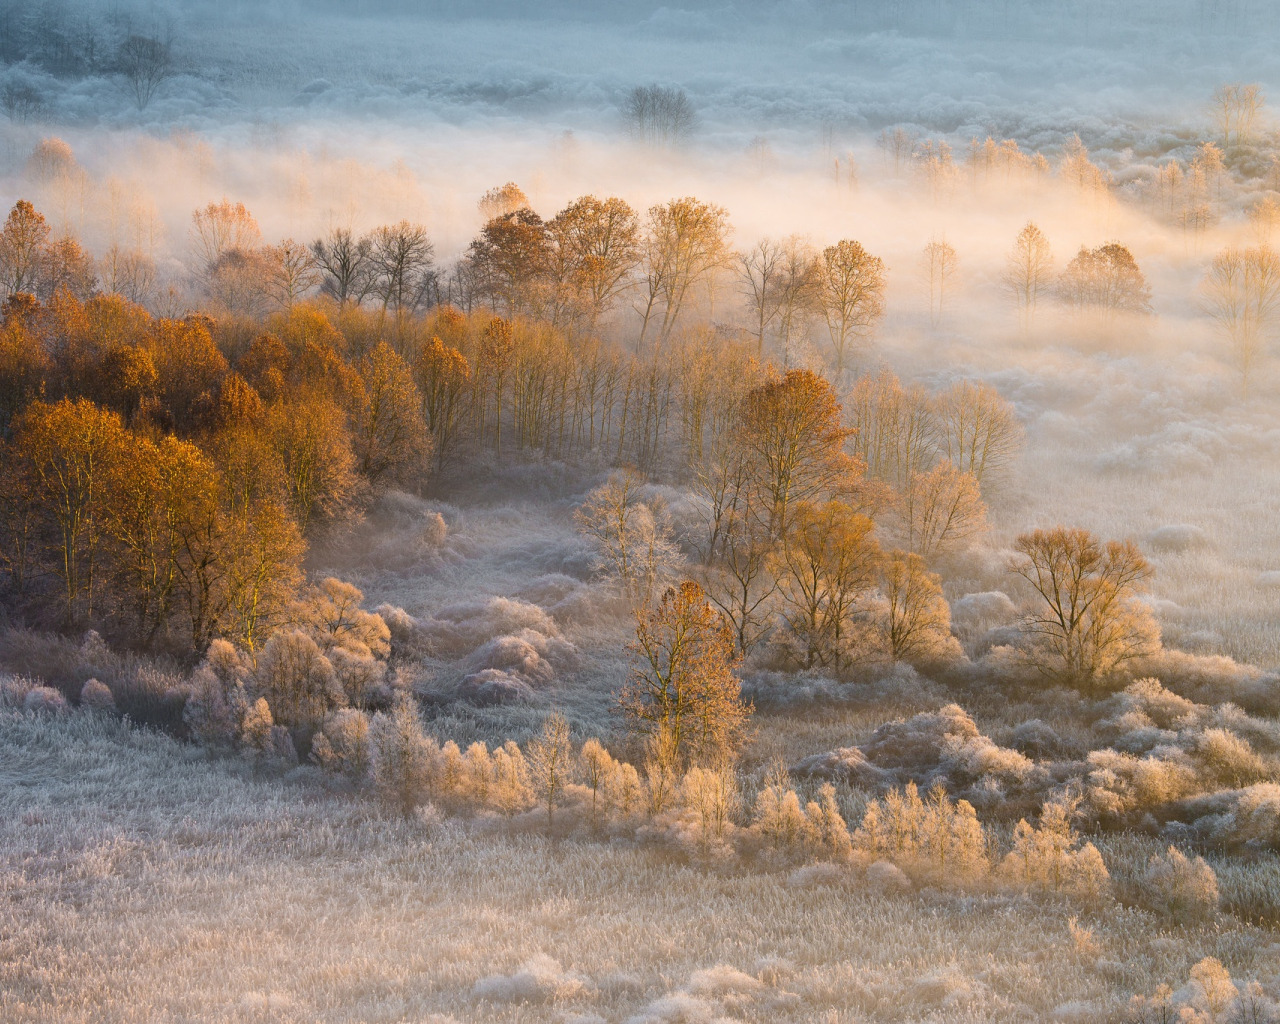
369,696 -> 437,816
22,685 -> 67,714
1195,728 -> 1269,788
311,708 -> 370,778
79,678 -> 114,711
998,802 -> 1110,900
252,630 -> 346,730
1139,846 -> 1219,921
853,782 -> 988,882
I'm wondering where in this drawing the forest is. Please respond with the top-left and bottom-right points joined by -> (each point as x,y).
2,2 -> 1280,1023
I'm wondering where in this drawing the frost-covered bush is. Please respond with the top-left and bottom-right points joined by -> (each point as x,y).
1083,747 -> 1200,821
998,802 -> 1110,901
1190,783 -> 1280,848
852,703 -> 1043,803
22,685 -> 68,714
0,674 -> 37,708
1138,846 -> 1219,921
369,697 -> 438,816
472,954 -> 588,1003
866,859 -> 912,892
311,708 -> 371,778
374,603 -> 434,660
79,678 -> 115,711
1194,728 -> 1269,788
252,630 -> 346,729
291,578 -> 391,659
658,765 -> 740,860
329,645 -> 389,708
853,782 -> 988,882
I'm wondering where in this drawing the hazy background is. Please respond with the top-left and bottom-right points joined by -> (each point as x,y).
2,0 -> 1279,669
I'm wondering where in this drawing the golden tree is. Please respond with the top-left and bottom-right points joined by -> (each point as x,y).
1010,526 -> 1158,691
814,238 -> 885,371
736,367 -> 860,538
880,550 -> 956,664
774,500 -> 882,672
621,580 -> 750,768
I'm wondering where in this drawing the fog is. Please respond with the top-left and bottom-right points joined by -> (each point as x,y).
4,4 -> 1280,1022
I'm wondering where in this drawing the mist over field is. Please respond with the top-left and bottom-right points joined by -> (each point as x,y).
3,2 -> 1280,1023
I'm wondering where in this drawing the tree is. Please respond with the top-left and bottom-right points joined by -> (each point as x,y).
774,501 -> 882,672
1005,222 -> 1053,334
1212,83 -> 1264,146
116,34 -> 171,111
736,368 -> 860,539
265,239 -> 319,311
310,228 -> 372,308
36,236 -> 96,301
468,208 -> 551,317
526,711 -> 574,829
932,379 -> 1024,488
899,462 -> 987,558
477,182 -> 530,221
1010,526 -> 1158,691
350,341 -> 429,487
546,195 -> 640,330
1201,244 -> 1280,393
636,197 -> 731,345
622,85 -> 697,148
369,694 -> 435,817
478,316 -> 515,453
0,200 -> 50,299
9,398 -> 129,623
773,236 -> 820,363
700,505 -> 779,656
737,237 -> 785,356
1059,243 -> 1152,319
368,221 -> 434,315
621,580 -> 750,768
814,239 -> 886,372
920,239 -> 958,327
412,335 -> 471,469
263,395 -> 358,535
880,550 -> 956,664
190,200 -> 261,281
847,368 -> 937,492
574,468 -> 682,609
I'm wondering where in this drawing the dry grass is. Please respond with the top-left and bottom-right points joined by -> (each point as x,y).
3,710 -> 1278,1024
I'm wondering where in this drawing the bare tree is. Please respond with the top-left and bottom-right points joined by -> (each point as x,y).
899,463 -> 987,558
880,550 -> 955,664
190,199 -> 261,281
1212,83 -> 1265,146
311,228 -> 371,308
932,379 -> 1024,488
116,35 -> 172,111
622,85 -> 697,148
737,237 -> 784,356
773,236 -> 820,364
920,239 -> 958,327
1005,222 -> 1053,335
1202,244 -> 1280,393
526,711 -> 573,829
265,238 -> 320,311
368,221 -> 434,315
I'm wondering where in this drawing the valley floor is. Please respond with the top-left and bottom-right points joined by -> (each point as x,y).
3,711 -> 1276,1024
